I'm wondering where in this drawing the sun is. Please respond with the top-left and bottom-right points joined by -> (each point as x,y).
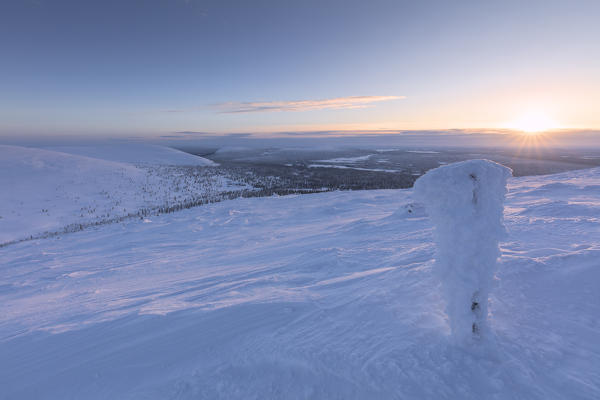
507,110 -> 559,134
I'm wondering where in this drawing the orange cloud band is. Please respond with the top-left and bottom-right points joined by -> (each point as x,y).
215,95 -> 404,113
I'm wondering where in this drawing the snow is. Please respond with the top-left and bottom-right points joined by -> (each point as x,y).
414,160 -> 512,342
314,155 -> 374,163
1,160 -> 599,399
43,143 -> 217,166
308,164 -> 397,173
215,146 -> 252,154
0,145 -> 232,245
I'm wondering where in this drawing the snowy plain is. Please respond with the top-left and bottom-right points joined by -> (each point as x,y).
0,148 -> 599,399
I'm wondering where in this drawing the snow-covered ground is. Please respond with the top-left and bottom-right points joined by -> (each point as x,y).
308,163 -> 398,173
0,145 -> 239,245
314,155 -> 374,163
1,163 -> 599,399
42,143 -> 217,166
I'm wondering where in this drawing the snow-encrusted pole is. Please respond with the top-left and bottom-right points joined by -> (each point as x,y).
413,160 -> 512,342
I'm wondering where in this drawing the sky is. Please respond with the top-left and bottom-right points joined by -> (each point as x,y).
1,0 -> 599,139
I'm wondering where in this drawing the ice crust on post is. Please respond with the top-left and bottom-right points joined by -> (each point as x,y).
413,159 -> 512,342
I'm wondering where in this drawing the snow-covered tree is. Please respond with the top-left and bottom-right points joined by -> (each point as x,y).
414,159 -> 512,342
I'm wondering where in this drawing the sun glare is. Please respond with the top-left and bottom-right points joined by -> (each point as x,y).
508,111 -> 559,134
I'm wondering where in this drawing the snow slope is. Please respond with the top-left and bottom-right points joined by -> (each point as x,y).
43,143 -> 216,166
1,167 -> 599,399
0,145 -> 230,245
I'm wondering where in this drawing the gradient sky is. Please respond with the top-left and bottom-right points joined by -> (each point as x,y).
1,0 -> 599,137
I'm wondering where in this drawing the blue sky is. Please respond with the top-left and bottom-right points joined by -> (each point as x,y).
1,0 -> 599,137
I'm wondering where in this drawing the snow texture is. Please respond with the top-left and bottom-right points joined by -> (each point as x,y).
0,145 -> 233,245
1,157 -> 599,399
414,160 -> 512,342
43,143 -> 217,166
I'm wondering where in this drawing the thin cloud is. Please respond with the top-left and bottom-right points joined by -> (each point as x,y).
175,131 -> 212,135
215,95 -> 404,114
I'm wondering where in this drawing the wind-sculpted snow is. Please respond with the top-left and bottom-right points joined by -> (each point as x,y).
0,166 -> 599,399
414,160 -> 512,342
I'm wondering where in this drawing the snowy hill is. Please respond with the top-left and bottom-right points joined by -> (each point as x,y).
1,166 -> 599,399
43,143 -> 217,166
0,145 -> 230,245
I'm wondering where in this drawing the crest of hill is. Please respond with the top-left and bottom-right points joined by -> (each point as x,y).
0,145 -> 220,244
0,145 -> 145,243
44,143 -> 217,166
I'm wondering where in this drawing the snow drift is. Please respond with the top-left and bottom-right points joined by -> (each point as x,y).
1,163 -> 599,399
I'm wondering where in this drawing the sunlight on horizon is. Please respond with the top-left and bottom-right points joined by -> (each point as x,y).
507,110 -> 560,134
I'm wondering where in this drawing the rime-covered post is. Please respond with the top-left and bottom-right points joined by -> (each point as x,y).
413,160 -> 512,342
